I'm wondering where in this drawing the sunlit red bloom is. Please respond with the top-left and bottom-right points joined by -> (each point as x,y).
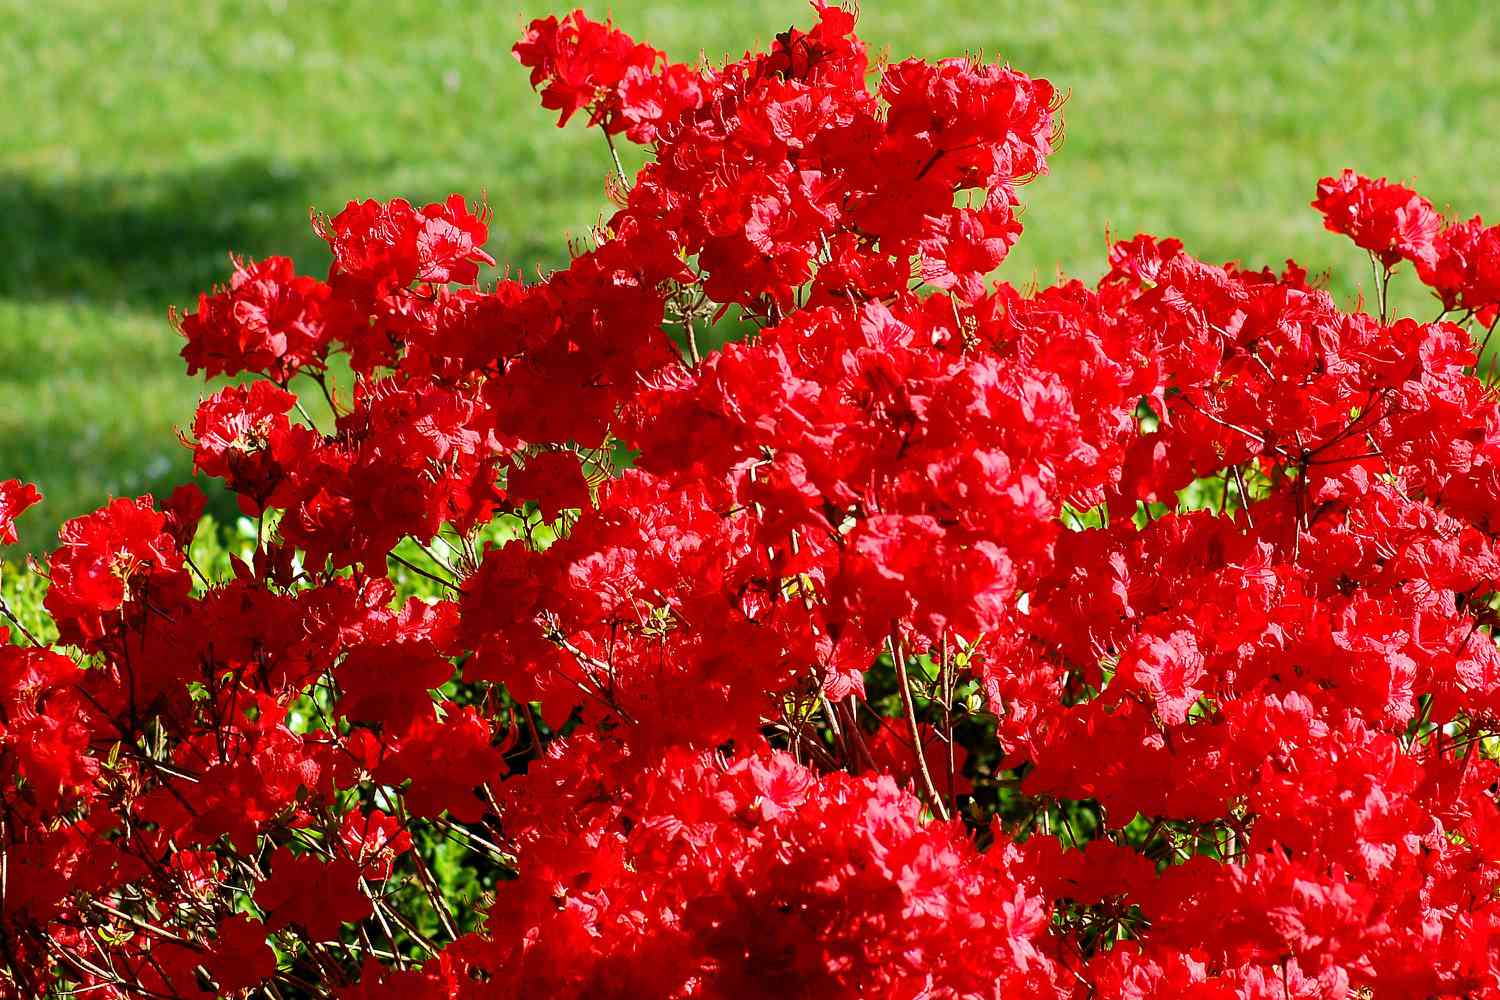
44,495 -> 190,646
175,254 -> 339,380
1418,215 -> 1500,321
1313,169 -> 1440,267
316,194 -> 495,291
0,478 -> 41,544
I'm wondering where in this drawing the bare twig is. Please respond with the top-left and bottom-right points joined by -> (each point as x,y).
887,630 -> 949,821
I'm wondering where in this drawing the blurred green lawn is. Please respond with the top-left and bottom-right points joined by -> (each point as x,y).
3,0 -> 1498,550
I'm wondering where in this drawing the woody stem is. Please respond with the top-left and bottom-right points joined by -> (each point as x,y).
887,628 -> 950,822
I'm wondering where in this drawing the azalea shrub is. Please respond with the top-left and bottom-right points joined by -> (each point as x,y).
8,4 -> 1500,998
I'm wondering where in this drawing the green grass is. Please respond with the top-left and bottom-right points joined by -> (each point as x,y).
4,0 -> 1498,550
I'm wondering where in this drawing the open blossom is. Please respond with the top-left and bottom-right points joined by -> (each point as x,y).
505,448 -> 591,518
0,478 -> 41,544
1117,628 -> 1207,725
1418,214 -> 1500,321
1312,169 -> 1441,267
316,194 -> 495,290
918,197 -> 1022,301
189,380 -> 302,511
513,9 -> 704,140
10,6 -> 1500,999
255,848 -> 373,941
175,254 -> 340,380
43,494 -> 191,647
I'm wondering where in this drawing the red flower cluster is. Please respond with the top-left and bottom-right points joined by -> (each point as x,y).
7,6 -> 1500,998
1420,215 -> 1500,324
514,9 -> 703,142
1312,168 -> 1441,268
174,254 -> 342,381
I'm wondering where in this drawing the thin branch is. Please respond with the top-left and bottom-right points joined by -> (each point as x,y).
602,129 -> 630,189
388,551 -> 465,595
392,799 -> 461,940
0,597 -> 40,647
887,630 -> 949,821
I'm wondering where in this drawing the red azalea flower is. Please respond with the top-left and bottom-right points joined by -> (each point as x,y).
0,478 -> 41,545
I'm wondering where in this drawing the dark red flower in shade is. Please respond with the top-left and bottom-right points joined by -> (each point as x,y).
160,483 -> 207,551
255,848 -> 374,941
505,449 -> 592,519
135,694 -> 324,852
1313,169 -> 1441,268
336,640 -> 454,732
866,719 -> 973,796
339,809 -> 412,882
373,706 -> 503,823
335,956 -> 469,1000
174,254 -> 339,380
0,479 -> 41,544
200,915 -> 278,992
145,912 -> 278,998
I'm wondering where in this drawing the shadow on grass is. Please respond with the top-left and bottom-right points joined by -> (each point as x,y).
0,157 -> 574,310
0,156 -> 345,549
0,154 -> 613,551
0,157 -> 338,309
8,448 -> 242,557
